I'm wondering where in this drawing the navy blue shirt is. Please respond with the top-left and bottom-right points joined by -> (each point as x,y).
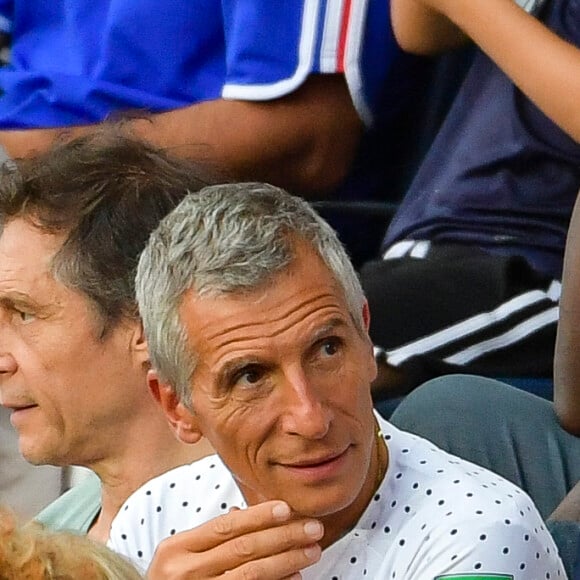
383,0 -> 580,279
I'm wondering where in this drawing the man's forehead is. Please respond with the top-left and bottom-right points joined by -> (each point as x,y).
0,219 -> 64,296
182,281 -> 350,353
0,217 -> 63,259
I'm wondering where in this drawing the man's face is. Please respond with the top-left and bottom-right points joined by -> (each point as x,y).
174,241 -> 379,523
0,218 -> 147,467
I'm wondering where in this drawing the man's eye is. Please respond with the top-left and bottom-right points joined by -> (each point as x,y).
17,310 -> 35,323
320,337 -> 341,357
236,366 -> 264,387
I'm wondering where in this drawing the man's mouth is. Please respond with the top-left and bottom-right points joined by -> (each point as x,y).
279,446 -> 351,480
2,401 -> 37,411
5,403 -> 39,426
288,449 -> 347,468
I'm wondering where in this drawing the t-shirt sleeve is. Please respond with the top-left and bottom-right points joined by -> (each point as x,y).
222,0 -> 395,124
221,0 -> 358,99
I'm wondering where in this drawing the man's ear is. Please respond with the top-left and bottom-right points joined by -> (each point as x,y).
130,321 -> 149,368
148,369 -> 202,445
361,300 -> 378,380
362,300 -> 371,333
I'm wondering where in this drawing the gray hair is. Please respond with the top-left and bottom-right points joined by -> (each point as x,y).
136,182 -> 365,408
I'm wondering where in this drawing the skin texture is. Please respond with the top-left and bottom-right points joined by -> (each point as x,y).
391,0 -> 580,141
554,193 -> 580,435
0,218 -> 213,541
146,500 -> 324,580
524,193 -> 580,522
0,75 -> 362,197
0,219 -> 144,466
149,241 -> 384,578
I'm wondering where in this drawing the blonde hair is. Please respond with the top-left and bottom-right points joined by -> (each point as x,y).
0,506 -> 142,580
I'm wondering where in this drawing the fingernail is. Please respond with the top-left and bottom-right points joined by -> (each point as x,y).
304,520 -> 323,539
272,502 -> 291,520
303,545 -> 321,560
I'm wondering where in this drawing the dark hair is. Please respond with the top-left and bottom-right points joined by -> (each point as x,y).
0,126 -> 216,334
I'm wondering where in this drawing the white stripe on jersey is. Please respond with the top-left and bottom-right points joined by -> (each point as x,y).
445,305 -> 559,365
320,0 -> 346,72
221,0 -> 371,124
387,281 -> 561,366
222,0 -> 320,100
343,0 -> 372,124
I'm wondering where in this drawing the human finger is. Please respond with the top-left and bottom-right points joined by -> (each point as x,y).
147,501 -> 322,579
195,517 -> 323,576
160,501 -> 295,553
224,543 -> 321,580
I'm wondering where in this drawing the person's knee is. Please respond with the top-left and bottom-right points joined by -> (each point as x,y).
390,374 -> 514,440
392,373 -> 494,414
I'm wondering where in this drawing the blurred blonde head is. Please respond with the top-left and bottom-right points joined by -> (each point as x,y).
0,506 -> 142,580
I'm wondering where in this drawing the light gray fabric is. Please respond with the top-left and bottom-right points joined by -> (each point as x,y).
35,472 -> 101,534
0,407 -> 65,518
390,374 -> 580,577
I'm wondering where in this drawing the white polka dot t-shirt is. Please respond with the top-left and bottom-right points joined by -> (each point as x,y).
108,414 -> 565,578
108,455 -> 246,573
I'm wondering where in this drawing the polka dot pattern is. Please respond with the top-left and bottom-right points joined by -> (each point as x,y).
108,415 -> 565,579
108,455 -> 245,572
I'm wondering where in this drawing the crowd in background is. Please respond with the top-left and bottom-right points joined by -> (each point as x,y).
0,0 -> 579,577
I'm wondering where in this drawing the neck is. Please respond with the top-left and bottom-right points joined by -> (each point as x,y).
86,420 -> 214,542
319,422 -> 388,549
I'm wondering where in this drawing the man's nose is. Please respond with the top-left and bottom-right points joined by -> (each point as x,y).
0,350 -> 17,378
280,368 -> 332,439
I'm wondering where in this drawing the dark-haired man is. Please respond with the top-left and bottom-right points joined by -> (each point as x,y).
0,129 -> 215,539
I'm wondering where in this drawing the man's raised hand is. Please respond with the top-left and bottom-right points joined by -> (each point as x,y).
146,501 -> 323,579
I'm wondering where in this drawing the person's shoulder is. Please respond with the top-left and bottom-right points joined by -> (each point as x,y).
126,453 -> 230,496
121,455 -> 242,513
382,417 -> 546,526
35,471 -> 101,533
112,453 -> 244,535
381,421 -> 564,574
109,454 -> 245,571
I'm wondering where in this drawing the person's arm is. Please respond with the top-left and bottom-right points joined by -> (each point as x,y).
390,0 -> 468,55
554,192 -> 580,435
549,480 -> 580,521
392,0 -> 580,141
0,74 -> 362,197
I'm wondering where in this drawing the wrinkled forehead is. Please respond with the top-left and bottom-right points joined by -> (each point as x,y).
179,246 -> 350,333
0,218 -> 66,292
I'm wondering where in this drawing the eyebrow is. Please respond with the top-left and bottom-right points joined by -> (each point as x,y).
309,317 -> 349,342
216,356 -> 266,392
0,293 -> 43,312
215,317 -> 349,390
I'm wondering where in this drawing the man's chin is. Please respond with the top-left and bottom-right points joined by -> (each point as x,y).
19,444 -> 59,467
20,452 -> 49,466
